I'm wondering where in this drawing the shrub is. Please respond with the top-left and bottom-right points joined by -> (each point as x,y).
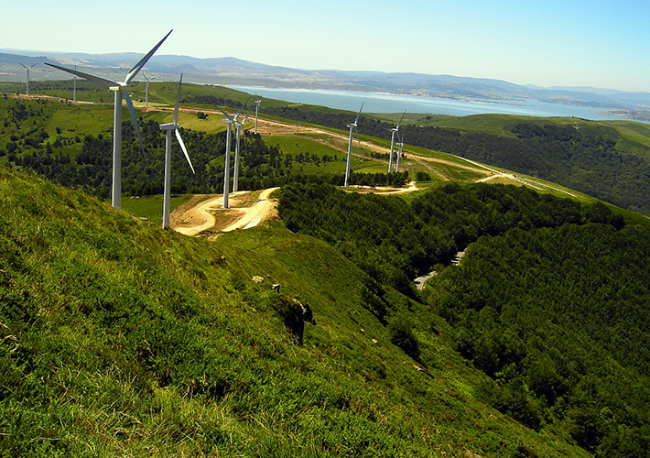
389,317 -> 420,361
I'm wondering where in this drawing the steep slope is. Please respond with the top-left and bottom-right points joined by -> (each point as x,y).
0,168 -> 591,457
278,181 -> 650,458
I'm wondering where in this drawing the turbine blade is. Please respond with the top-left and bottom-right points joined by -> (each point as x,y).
45,63 -> 117,87
175,129 -> 195,174
29,63 -> 38,69
217,106 -> 235,122
242,106 -> 254,123
396,131 -> 402,144
124,29 -> 173,84
123,90 -> 146,160
235,97 -> 251,119
19,62 -> 28,69
355,102 -> 364,124
397,110 -> 406,129
173,74 -> 183,125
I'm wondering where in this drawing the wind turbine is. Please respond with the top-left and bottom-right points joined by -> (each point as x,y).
19,63 -> 37,96
160,75 -> 194,228
388,110 -> 406,173
217,102 -> 248,209
142,72 -> 156,109
344,103 -> 363,187
253,98 -> 262,134
45,30 -> 172,210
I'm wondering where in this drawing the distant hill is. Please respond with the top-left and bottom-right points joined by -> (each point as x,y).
2,49 -> 650,119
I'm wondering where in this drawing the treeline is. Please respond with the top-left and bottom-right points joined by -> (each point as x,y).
4,128 -> 408,198
404,122 -> 650,214
279,181 -> 650,456
180,94 -> 247,110
1,98 -> 408,197
262,104 -> 650,214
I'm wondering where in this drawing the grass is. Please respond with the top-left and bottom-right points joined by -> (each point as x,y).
267,135 -> 385,175
120,194 -> 195,227
45,104 -> 114,138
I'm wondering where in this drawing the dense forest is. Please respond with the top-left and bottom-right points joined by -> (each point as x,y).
279,182 -> 623,295
278,182 -> 650,457
263,105 -> 650,214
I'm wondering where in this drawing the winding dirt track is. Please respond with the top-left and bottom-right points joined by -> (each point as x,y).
171,188 -> 279,237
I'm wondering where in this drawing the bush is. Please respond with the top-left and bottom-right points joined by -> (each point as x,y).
389,317 -> 420,361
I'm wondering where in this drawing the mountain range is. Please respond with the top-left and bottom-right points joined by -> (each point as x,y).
2,49 -> 650,118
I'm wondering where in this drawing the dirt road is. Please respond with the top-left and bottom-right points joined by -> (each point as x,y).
171,188 -> 279,237
221,187 -> 280,232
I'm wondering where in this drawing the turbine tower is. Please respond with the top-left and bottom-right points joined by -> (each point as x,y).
73,65 -> 77,102
388,111 -> 406,173
216,103 -> 248,209
142,72 -> 156,109
19,63 -> 37,96
233,103 -> 253,193
395,131 -> 405,173
160,75 -> 195,228
46,30 -> 172,210
254,98 -> 262,134
344,103 -> 364,187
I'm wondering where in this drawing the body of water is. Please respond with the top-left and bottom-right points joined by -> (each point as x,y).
228,85 -> 625,121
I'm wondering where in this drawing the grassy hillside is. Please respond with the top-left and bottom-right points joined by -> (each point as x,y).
0,167 -> 595,457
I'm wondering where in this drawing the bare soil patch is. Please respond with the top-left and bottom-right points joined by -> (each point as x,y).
170,194 -> 213,228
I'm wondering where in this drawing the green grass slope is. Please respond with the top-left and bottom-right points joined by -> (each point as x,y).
0,167 -> 590,457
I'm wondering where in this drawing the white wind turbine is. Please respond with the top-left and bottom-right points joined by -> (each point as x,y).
253,98 -> 262,134
388,110 -> 406,173
45,30 -> 172,210
217,101 -> 248,209
19,63 -> 37,96
233,105 -> 254,193
160,75 -> 194,228
142,72 -> 156,109
344,103 -> 364,187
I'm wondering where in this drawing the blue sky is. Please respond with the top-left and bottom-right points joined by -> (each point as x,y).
2,0 -> 650,92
